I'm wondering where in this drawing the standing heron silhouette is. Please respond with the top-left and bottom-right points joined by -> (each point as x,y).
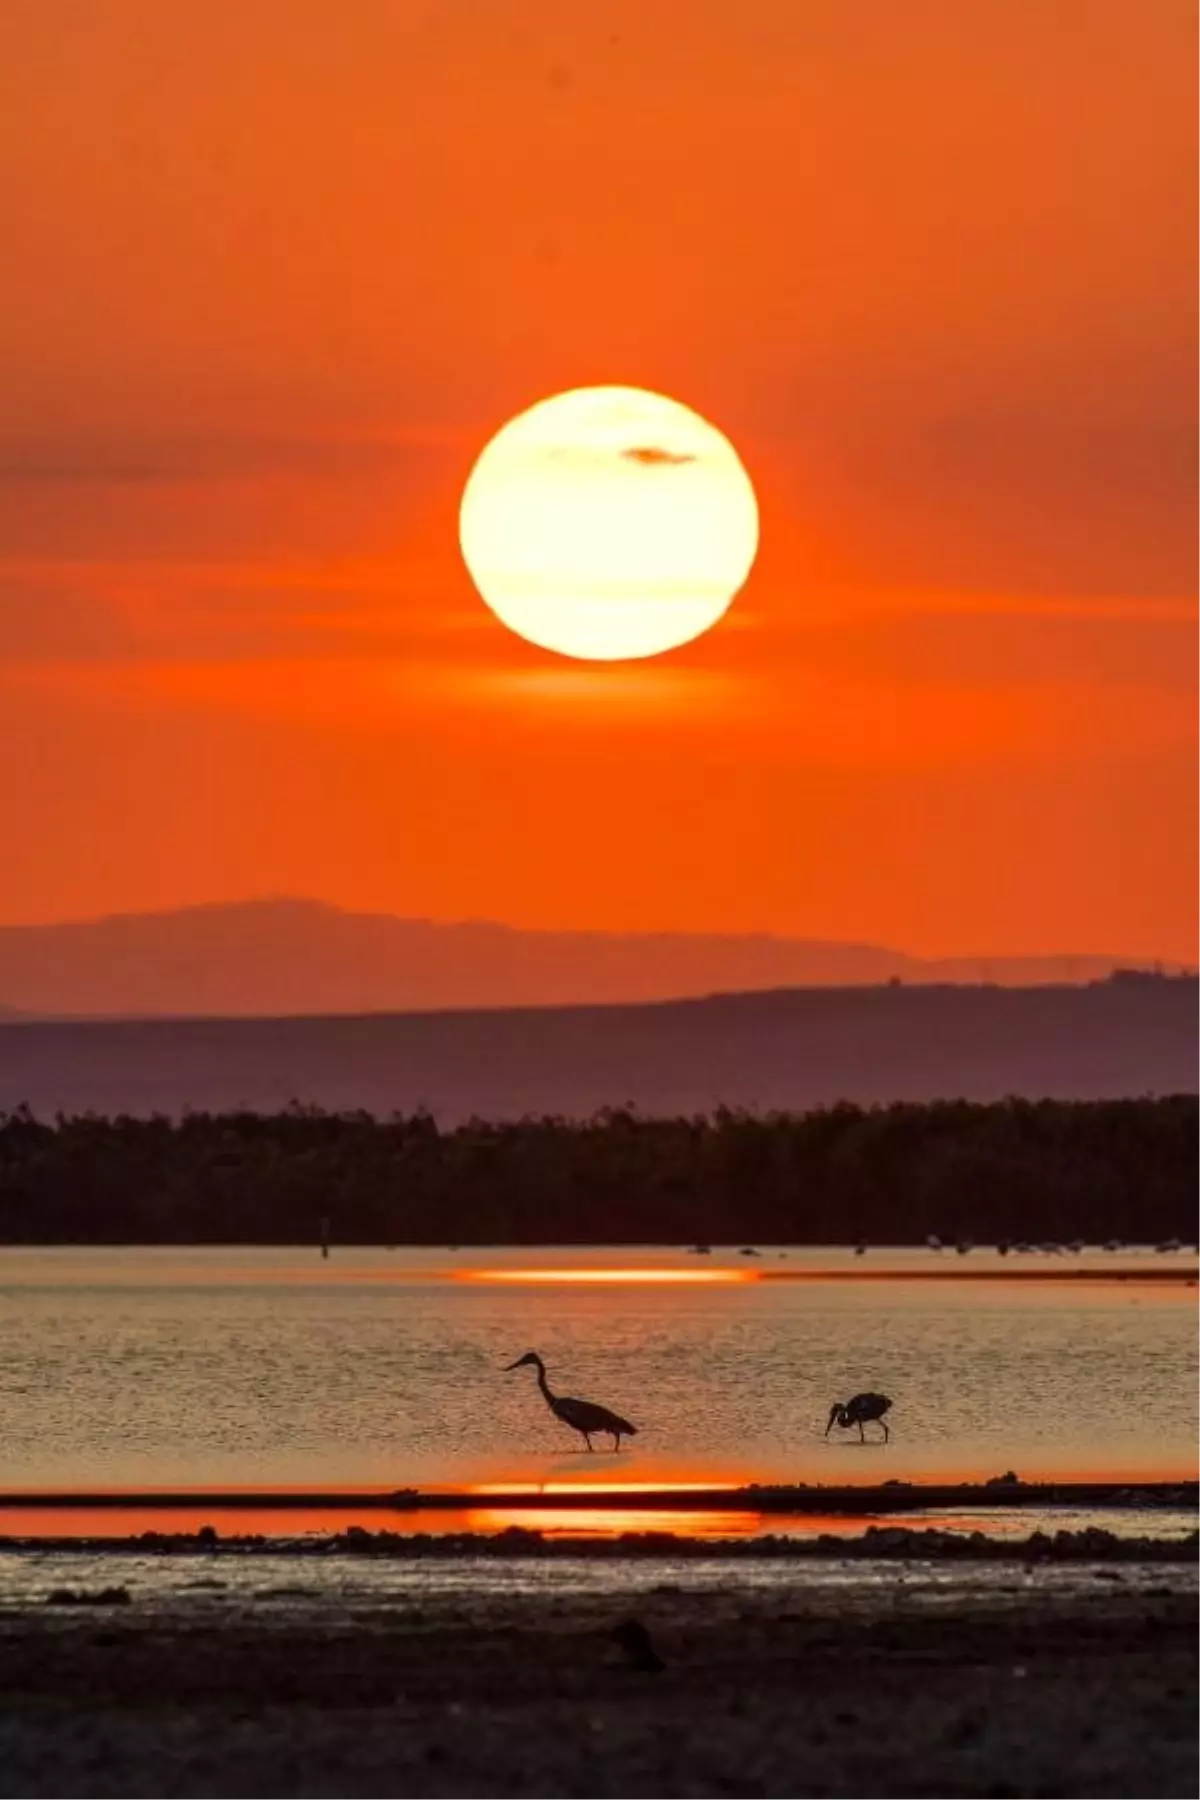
505,1352 -> 638,1452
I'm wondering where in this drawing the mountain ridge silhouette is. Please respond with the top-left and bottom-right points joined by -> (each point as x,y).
0,896 -> 1175,1018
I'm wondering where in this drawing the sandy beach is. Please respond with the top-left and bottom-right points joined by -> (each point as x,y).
0,1534 -> 1195,1799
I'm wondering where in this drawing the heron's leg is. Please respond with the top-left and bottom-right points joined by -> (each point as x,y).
612,1432 -> 621,1451
858,1422 -> 865,1442
584,1433 -> 593,1452
881,1421 -> 890,1443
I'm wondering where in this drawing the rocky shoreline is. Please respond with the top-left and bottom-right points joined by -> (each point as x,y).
2,1521 -> 1197,1562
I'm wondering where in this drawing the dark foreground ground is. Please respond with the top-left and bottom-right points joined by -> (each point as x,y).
0,1546 -> 1195,1799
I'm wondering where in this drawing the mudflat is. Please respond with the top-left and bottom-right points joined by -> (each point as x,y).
0,1553 -> 1194,1798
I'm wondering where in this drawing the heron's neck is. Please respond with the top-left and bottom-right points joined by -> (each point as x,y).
533,1360 -> 555,1403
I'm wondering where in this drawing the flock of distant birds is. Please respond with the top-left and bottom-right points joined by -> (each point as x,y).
505,1235 -> 1195,1455
913,1234 -> 1194,1256
690,1236 -> 1195,1257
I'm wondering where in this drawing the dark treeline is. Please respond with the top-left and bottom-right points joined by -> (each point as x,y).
0,1097 -> 1195,1245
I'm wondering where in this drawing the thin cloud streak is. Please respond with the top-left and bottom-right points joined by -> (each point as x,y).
0,425 -> 472,486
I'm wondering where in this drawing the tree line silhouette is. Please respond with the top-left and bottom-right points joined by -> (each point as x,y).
0,1097 -> 1194,1245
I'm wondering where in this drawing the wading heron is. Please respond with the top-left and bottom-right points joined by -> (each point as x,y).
504,1352 -> 638,1452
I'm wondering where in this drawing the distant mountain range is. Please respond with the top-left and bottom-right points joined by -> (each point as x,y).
0,897 -> 1179,1018
0,973 -> 1194,1121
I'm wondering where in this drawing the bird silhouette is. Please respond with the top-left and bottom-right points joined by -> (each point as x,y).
826,1392 -> 893,1443
504,1352 -> 638,1451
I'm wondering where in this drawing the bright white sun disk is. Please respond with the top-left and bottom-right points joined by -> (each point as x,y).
458,386 -> 759,661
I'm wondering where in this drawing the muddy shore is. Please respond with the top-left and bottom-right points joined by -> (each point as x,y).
2,1521 -> 1197,1560
0,1542 -> 1195,1798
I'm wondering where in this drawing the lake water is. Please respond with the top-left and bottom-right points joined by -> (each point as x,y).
2,1246 -> 1195,1496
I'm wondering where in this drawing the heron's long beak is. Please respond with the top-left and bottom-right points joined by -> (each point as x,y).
824,1406 -> 840,1436
503,1357 -> 525,1371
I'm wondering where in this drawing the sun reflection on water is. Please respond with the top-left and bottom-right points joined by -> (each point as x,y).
460,1507 -> 759,1538
456,1267 -> 754,1285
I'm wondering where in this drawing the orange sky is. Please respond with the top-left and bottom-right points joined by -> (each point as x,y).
1,0 -> 1195,956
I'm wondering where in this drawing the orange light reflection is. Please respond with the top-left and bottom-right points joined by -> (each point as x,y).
455,1267 -> 755,1285
0,1505 -> 406,1539
459,1480 -> 740,1497
461,1507 -> 760,1538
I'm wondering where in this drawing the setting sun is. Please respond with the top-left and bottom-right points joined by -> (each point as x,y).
458,386 -> 759,661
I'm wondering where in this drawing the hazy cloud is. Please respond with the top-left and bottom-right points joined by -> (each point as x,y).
0,580 -> 134,665
0,430 -> 463,487
0,556 -> 492,671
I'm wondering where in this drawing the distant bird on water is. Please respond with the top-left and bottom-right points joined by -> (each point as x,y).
505,1352 -> 638,1452
826,1392 -> 893,1443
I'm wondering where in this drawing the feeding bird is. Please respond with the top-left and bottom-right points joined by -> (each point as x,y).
504,1352 -> 638,1452
826,1392 -> 893,1443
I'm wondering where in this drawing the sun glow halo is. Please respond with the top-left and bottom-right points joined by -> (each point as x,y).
458,386 -> 759,662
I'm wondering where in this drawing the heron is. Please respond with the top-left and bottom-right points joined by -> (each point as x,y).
826,1392 -> 893,1443
504,1351 -> 638,1452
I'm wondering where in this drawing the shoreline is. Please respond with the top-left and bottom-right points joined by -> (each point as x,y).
2,1524 -> 1196,1560
3,1477 -> 1195,1514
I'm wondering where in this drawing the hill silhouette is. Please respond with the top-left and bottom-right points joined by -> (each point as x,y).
0,971 -> 1193,1123
0,897 -> 1174,1018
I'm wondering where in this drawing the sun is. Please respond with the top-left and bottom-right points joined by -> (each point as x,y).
458,386 -> 759,662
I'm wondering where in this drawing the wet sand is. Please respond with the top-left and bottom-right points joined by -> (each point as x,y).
0,1535 -> 1195,1797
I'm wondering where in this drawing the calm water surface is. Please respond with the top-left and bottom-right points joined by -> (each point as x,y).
1,1247 -> 1195,1491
